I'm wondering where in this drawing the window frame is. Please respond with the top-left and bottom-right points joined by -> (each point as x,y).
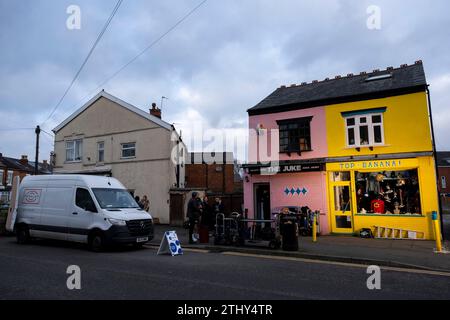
65,139 -> 83,162
344,113 -> 385,148
75,187 -> 97,212
121,142 -> 136,159
276,116 -> 313,155
97,141 -> 105,163
0,170 -> 4,187
6,171 -> 13,186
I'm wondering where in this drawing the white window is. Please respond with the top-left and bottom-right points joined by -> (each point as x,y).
442,176 -> 447,189
6,171 -> 13,186
0,170 -> 4,187
121,143 -> 136,159
98,142 -> 105,163
66,139 -> 83,162
0,191 -> 9,204
345,113 -> 384,147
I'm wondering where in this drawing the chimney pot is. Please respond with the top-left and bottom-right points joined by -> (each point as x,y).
20,155 -> 28,165
150,103 -> 162,119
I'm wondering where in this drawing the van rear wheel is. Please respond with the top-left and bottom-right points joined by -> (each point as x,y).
89,232 -> 104,252
16,225 -> 30,244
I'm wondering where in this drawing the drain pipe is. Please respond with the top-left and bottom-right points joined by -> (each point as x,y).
426,85 -> 445,240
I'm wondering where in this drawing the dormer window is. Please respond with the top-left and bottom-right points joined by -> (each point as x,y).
343,108 -> 386,148
277,117 -> 313,154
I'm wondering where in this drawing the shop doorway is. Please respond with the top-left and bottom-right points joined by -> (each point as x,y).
329,172 -> 354,234
254,184 -> 271,220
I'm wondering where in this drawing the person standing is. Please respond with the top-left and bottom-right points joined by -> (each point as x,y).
201,196 -> 213,231
141,195 -> 150,212
186,192 -> 201,244
134,195 -> 144,209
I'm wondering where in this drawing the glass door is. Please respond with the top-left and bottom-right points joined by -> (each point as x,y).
329,172 -> 354,234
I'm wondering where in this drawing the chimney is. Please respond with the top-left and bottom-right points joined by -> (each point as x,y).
150,102 -> 162,119
20,155 -> 28,165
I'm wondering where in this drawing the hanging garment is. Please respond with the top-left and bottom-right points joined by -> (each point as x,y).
371,199 -> 385,214
366,175 -> 381,194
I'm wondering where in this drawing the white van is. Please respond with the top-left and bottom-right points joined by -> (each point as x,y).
13,175 -> 153,251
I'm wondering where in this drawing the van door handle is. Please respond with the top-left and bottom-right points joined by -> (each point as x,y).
72,212 -> 78,215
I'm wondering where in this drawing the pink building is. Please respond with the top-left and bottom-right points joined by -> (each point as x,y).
243,103 -> 330,234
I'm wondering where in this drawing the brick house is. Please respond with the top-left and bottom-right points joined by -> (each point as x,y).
185,152 -> 243,211
0,154 -> 52,205
185,152 -> 241,194
437,152 -> 450,195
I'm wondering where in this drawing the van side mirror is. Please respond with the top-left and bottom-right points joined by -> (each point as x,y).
85,203 -> 97,213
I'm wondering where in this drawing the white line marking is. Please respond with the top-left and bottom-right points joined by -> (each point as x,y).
221,252 -> 450,277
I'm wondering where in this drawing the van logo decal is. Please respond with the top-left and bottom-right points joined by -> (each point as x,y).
23,189 -> 42,205
140,221 -> 145,229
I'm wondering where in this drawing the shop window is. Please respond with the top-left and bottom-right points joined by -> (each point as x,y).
66,139 -> 83,162
345,113 -> 384,147
277,117 -> 313,154
355,169 -> 421,215
331,171 -> 351,182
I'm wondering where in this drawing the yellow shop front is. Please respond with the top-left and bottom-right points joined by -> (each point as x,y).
326,156 -> 440,240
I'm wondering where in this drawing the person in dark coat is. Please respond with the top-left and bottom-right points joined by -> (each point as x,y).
186,192 -> 202,244
201,196 -> 213,230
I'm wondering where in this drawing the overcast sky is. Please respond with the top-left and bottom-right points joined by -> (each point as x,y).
1,0 -> 449,162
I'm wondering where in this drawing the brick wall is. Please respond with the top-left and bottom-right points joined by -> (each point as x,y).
438,167 -> 450,194
185,163 -> 240,193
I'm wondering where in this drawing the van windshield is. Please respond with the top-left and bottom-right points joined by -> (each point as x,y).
92,188 -> 140,209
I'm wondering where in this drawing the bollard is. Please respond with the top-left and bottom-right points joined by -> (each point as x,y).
312,213 -> 317,243
432,211 -> 442,253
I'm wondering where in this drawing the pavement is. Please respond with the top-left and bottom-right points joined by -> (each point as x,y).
151,215 -> 450,273
1,236 -> 450,300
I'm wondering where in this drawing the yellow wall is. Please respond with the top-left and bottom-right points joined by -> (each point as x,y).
326,156 -> 440,240
325,92 -> 432,157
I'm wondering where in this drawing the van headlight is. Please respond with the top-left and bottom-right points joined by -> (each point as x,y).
108,218 -> 127,226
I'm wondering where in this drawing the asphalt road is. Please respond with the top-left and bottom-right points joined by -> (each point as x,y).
0,237 -> 449,300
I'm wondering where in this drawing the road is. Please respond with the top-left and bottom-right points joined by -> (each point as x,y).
0,237 -> 449,300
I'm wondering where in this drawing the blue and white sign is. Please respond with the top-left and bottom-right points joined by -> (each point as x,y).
157,231 -> 183,256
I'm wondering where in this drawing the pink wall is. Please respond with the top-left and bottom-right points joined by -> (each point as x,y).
245,106 -> 330,234
248,107 -> 328,163
243,172 -> 330,235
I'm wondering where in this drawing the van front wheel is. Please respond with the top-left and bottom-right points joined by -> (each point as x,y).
89,232 -> 105,252
16,225 -> 30,244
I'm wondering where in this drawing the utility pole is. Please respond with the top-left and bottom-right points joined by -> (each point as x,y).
34,125 -> 41,175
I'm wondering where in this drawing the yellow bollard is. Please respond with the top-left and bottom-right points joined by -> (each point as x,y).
312,213 -> 317,243
432,211 -> 442,253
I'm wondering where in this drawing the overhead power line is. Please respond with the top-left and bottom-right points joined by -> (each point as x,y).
44,0 -> 209,128
42,0 -> 123,126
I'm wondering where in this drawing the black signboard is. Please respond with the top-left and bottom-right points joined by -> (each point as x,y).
246,163 -> 324,175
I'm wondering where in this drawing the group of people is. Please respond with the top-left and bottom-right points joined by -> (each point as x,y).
186,192 -> 224,244
134,195 -> 150,212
